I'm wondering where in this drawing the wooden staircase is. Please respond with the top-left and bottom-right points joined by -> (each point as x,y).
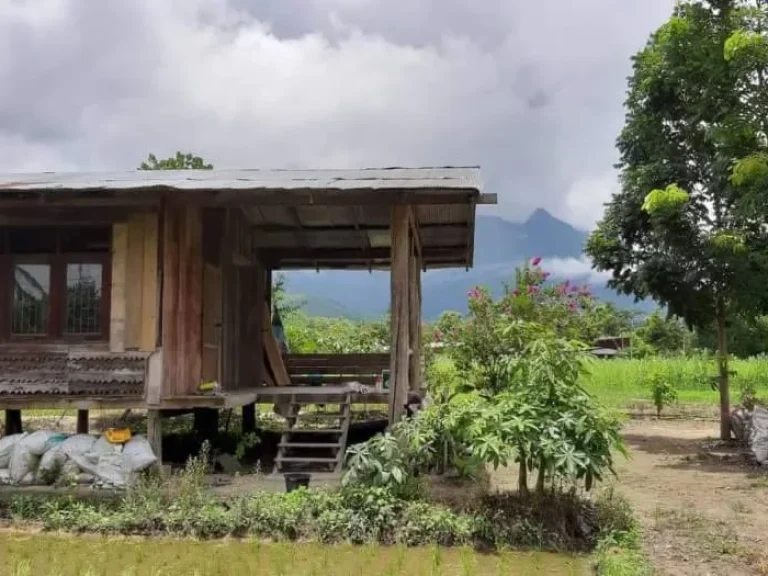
275,391 -> 352,474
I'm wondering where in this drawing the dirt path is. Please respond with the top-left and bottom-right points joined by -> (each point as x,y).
616,418 -> 768,576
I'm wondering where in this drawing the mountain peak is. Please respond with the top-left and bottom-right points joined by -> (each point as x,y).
525,208 -> 558,226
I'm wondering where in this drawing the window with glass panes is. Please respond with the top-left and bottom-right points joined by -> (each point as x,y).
0,227 -> 111,341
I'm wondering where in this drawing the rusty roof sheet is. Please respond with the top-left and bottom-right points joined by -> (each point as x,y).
0,167 -> 482,194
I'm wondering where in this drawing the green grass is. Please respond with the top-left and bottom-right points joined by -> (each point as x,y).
581,355 -> 768,408
0,533 -> 586,576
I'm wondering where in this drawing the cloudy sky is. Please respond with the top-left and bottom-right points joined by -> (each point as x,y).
0,0 -> 674,230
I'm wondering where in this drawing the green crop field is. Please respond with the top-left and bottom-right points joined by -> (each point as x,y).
0,533 -> 585,576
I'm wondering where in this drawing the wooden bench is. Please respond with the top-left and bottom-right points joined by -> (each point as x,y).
284,353 -> 390,388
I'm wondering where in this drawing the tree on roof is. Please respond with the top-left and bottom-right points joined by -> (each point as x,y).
138,151 -> 213,170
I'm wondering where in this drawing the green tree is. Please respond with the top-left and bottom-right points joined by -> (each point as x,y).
586,0 -> 768,439
636,311 -> 696,354
139,151 -> 214,170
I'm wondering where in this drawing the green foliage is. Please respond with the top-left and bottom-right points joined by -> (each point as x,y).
285,312 -> 389,354
635,311 -> 696,355
647,370 -> 679,417
139,151 -> 214,170
585,0 -> 768,438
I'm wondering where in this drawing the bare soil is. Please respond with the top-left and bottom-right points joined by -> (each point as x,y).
617,418 -> 768,576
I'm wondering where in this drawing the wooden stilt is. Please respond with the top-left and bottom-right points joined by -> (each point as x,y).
76,410 -> 89,434
147,410 -> 163,466
388,205 -> 410,425
4,410 -> 21,436
409,248 -> 422,393
242,404 -> 257,433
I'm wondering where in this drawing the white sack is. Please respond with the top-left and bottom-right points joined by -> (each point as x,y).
58,434 -> 96,458
23,431 -> 59,456
9,435 -> 45,484
38,447 -> 67,484
749,406 -> 768,464
122,435 -> 157,473
95,452 -> 128,487
0,433 -> 26,468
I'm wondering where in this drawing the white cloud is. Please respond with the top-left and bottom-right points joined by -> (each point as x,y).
543,256 -> 612,284
0,0 -> 675,227
557,172 -> 621,231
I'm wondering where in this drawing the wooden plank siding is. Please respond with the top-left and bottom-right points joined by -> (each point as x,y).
110,214 -> 159,353
161,204 -> 203,397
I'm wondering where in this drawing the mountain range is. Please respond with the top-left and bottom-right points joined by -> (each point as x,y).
283,209 -> 652,320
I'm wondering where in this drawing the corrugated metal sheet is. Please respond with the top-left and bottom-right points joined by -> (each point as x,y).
0,351 -> 148,396
0,167 -> 482,194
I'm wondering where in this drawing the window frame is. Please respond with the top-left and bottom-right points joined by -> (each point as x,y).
0,251 -> 111,343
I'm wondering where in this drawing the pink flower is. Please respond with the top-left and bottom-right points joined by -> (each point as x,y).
531,256 -> 542,266
512,289 -> 520,297
542,271 -> 551,279
568,301 -> 577,312
467,287 -> 481,300
556,284 -> 568,296
569,284 -> 580,294
433,330 -> 442,342
527,285 -> 539,295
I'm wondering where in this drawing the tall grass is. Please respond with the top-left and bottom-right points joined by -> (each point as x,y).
429,353 -> 768,411
581,355 -> 768,408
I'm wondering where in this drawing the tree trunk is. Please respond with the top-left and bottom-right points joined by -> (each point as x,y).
518,456 -> 529,497
535,458 -> 546,494
716,301 -> 731,441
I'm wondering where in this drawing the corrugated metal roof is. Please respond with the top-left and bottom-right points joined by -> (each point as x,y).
0,167 -> 482,194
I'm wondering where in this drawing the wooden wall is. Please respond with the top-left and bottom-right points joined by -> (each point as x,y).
161,204 -> 203,397
110,213 -> 159,353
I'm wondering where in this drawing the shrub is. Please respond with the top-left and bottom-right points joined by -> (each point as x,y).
648,371 -> 678,417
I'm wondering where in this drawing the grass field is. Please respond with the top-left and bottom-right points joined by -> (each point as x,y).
0,533 -> 585,576
580,355 -> 768,408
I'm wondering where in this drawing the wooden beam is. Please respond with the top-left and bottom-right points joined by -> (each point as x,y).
409,247 -> 422,393
109,223 -> 128,352
408,207 -> 423,265
466,196 -> 476,269
253,263 -> 267,389
266,246 -> 465,263
251,225 -> 467,248
147,410 -> 163,466
388,205 -> 410,425
76,410 -> 89,434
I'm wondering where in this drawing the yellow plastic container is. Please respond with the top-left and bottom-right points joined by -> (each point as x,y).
105,428 -> 132,444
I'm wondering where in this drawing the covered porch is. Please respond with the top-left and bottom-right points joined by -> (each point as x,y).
0,168 -> 494,464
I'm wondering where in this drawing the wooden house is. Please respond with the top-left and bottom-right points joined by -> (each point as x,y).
0,168 -> 493,467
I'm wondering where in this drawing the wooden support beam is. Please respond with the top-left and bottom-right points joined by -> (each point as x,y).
409,246 -> 422,393
4,410 -> 22,435
388,205 -> 410,425
76,410 -> 89,434
253,262 -> 267,389
147,410 -> 163,466
242,404 -> 256,434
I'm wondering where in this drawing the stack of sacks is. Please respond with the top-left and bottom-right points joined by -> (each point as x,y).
0,431 -> 157,487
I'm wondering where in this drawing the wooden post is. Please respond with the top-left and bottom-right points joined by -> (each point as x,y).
4,410 -> 21,435
243,261 -> 266,434
76,410 -> 89,434
388,205 -> 410,425
147,410 -> 163,466
408,247 -> 422,393
242,405 -> 256,434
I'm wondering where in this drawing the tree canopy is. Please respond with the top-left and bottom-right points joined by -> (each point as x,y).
585,0 -> 768,438
138,151 -> 214,170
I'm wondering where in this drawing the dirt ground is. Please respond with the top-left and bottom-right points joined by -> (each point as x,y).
617,418 -> 768,576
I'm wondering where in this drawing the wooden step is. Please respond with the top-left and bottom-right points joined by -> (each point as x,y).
276,456 -> 339,464
278,442 -> 341,449
290,411 -> 346,419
